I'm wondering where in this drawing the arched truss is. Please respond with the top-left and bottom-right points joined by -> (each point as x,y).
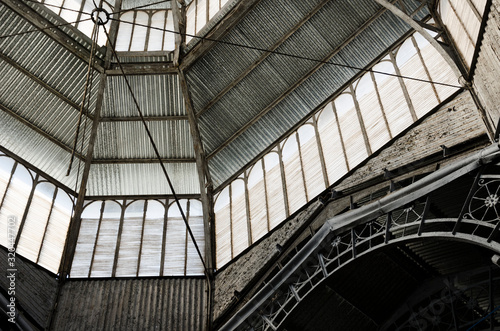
219,143 -> 500,331
245,219 -> 500,331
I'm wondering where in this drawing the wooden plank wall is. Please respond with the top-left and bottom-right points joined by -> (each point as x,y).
51,277 -> 207,331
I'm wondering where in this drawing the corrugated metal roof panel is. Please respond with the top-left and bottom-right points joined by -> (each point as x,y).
102,74 -> 185,117
94,120 -> 195,159
0,60 -> 94,151
52,278 -> 207,331
121,0 -> 170,10
199,0 -> 428,187
0,111 -> 84,190
234,0 -> 320,50
187,32 -> 262,111
208,94 -> 309,186
0,3 -> 99,114
311,0 -> 369,44
87,162 -> 199,196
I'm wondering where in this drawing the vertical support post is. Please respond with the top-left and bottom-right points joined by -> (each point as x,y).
417,196 -> 431,236
172,0 -> 186,67
295,132 -> 309,201
243,172 -> 253,246
58,0 -> 123,278
160,199 -> 169,276
312,115 -> 330,188
178,70 -> 215,276
36,188 -> 59,264
14,173 -> 39,248
278,144 -> 290,218
318,253 -> 328,278
446,280 -> 460,330
332,102 -> 350,171
385,212 -> 392,244
111,200 -> 127,277
389,52 -> 418,122
176,2 -> 214,323
351,228 -> 357,259
349,85 -> 373,155
136,200 -> 148,277
88,201 -> 105,277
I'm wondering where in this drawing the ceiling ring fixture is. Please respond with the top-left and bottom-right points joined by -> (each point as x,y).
91,8 -> 109,26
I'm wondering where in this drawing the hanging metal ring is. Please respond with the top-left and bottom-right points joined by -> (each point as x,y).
91,8 -> 110,26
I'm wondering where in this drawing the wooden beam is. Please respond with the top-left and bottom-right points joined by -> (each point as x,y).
0,145 -> 77,196
1,0 -> 104,70
84,193 -> 201,200
349,85 -> 373,155
389,52 -> 418,122
92,157 -> 196,164
59,0 -> 123,277
0,51 -> 93,119
374,0 -> 463,79
195,0 -> 332,118
115,50 -> 173,57
172,0 -> 186,67
59,71 -> 107,278
99,115 -> 188,122
0,102 -> 85,160
105,62 -> 177,75
178,68 -> 215,275
180,0 -> 262,70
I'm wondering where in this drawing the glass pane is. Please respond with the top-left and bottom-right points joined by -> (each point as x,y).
130,11 -> 149,51
149,11 -> 166,51
0,164 -> 33,247
164,200 -> 188,275
298,124 -> 325,199
231,179 -> 248,257
317,103 -> 348,184
91,201 -> 121,277
116,200 -> 144,277
17,182 -> 55,262
215,187 -> 231,268
282,134 -> 307,215
263,152 -> 286,229
39,189 -> 73,273
355,74 -> 391,151
71,201 -> 102,277
373,60 -> 413,136
247,160 -> 268,242
396,37 -> 439,119
0,156 -> 15,207
335,93 -> 368,168
116,12 -> 134,51
186,199 -> 205,275
139,200 -> 164,276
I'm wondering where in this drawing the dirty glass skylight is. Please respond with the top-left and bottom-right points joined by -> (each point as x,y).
38,0 -> 232,51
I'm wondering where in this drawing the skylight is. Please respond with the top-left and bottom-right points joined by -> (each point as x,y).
38,0 -> 232,52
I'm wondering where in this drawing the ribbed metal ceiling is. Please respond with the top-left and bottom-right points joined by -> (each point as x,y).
186,0 -> 429,187
0,0 -> 434,196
